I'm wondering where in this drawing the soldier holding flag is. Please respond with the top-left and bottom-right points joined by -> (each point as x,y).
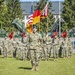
28,25 -> 42,71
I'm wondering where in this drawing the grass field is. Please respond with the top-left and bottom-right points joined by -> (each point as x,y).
0,54 -> 75,75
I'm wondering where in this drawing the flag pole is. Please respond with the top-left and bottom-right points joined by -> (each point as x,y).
39,23 -> 40,33
59,0 -> 61,37
46,1 -> 49,34
46,16 -> 48,33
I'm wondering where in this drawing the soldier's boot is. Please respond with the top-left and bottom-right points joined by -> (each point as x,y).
31,66 -> 35,71
35,66 -> 39,71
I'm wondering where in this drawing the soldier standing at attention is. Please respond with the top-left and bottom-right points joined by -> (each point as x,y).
62,37 -> 68,58
43,33 -> 52,61
68,38 -> 73,58
52,34 -> 59,61
2,37 -> 9,58
28,25 -> 42,71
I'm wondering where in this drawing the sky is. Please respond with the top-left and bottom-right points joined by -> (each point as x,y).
20,0 -> 64,2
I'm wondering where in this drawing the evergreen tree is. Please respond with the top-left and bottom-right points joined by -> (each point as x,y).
62,0 -> 75,31
0,0 -> 7,30
7,0 -> 23,20
3,0 -> 23,32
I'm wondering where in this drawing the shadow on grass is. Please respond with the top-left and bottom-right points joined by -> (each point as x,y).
18,67 -> 32,70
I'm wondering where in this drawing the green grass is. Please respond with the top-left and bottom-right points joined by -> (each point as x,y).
0,54 -> 75,75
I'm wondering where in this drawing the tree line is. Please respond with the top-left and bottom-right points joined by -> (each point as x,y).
0,0 -> 75,33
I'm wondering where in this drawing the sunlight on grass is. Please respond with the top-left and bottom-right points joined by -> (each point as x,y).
0,54 -> 75,75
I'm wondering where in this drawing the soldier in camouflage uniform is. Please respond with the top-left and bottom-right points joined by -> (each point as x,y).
23,34 -> 30,60
17,40 -> 23,60
28,25 -> 42,71
43,34 -> 52,60
2,37 -> 9,57
62,37 -> 68,58
39,40 -> 43,60
12,38 -> 17,58
68,38 -> 73,58
0,39 -> 3,55
59,37 -> 64,57
43,35 -> 47,60
52,35 -> 59,61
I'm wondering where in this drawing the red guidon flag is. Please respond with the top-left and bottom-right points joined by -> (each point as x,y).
9,32 -> 14,39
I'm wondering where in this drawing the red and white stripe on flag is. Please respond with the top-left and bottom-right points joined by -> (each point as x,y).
42,2 -> 48,17
26,14 -> 33,27
45,2 -> 48,16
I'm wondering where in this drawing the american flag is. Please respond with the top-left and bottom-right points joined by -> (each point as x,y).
26,4 -> 34,33
42,2 -> 49,17
26,4 -> 34,27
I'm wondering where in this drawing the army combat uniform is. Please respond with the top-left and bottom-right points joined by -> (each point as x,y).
2,37 -> 9,57
28,32 -> 42,70
43,36 -> 52,60
62,38 -> 68,58
52,36 -> 59,61
68,38 -> 73,57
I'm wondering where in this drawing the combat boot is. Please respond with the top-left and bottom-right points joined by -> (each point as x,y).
35,66 -> 39,71
31,66 -> 35,71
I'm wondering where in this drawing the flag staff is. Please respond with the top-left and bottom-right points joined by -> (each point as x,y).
39,23 -> 40,33
46,1 -> 49,34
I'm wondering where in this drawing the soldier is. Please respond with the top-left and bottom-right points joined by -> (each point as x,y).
43,34 -> 47,60
17,40 -> 23,60
23,34 -> 29,60
68,38 -> 73,58
52,35 -> 59,61
2,37 -> 9,58
12,38 -> 17,58
59,37 -> 64,57
28,25 -> 42,71
0,39 -> 3,55
62,37 -> 68,58
43,34 -> 52,61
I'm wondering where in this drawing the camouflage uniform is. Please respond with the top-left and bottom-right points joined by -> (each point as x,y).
23,35 -> 30,60
12,38 -> 17,58
68,38 -> 73,57
0,40 -> 3,55
59,38 -> 64,57
2,37 -> 9,57
39,41 -> 43,60
43,36 -> 52,60
28,32 -> 42,70
43,36 -> 47,60
8,39 -> 14,57
21,42 -> 28,61
62,38 -> 68,58
52,36 -> 59,60
17,41 -> 23,59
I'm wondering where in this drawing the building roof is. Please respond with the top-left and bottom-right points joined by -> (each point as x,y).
51,1 -> 63,15
21,2 -> 36,15
21,1 -> 63,15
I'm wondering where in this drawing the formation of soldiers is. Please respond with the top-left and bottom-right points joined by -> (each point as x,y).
0,33 -> 74,60
0,28 -> 74,71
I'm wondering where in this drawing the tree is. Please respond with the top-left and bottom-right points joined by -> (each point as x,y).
62,0 -> 75,31
2,0 -> 23,32
0,0 -> 7,30
34,0 -> 54,33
